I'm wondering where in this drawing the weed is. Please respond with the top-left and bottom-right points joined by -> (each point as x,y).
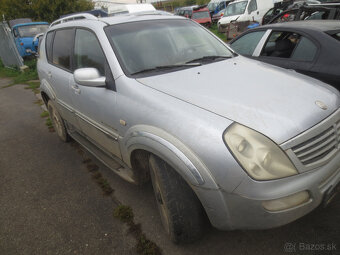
0,59 -> 38,84
45,117 -> 54,132
40,111 -> 49,118
34,99 -> 44,106
24,81 -> 40,94
137,234 -> 162,255
113,205 -> 134,224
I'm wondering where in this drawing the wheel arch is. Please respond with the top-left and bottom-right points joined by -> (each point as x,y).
121,125 -> 219,189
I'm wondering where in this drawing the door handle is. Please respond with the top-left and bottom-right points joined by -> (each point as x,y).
71,84 -> 81,95
47,71 -> 52,79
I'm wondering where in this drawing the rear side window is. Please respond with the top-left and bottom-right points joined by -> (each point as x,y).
74,29 -> 106,75
291,36 -> 317,61
52,29 -> 74,71
45,31 -> 54,62
261,31 -> 317,61
231,31 -> 266,56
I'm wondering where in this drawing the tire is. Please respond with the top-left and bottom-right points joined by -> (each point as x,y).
47,100 -> 69,142
149,155 -> 205,244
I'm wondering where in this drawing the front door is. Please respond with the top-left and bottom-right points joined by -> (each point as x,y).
69,28 -> 121,159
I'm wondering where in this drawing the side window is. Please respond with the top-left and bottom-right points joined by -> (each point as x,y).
291,37 -> 317,61
45,31 -> 54,63
230,31 -> 266,56
52,29 -> 74,70
261,31 -> 317,61
248,0 -> 257,14
74,29 -> 106,76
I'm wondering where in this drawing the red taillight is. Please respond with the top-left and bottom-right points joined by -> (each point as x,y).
20,42 -> 24,45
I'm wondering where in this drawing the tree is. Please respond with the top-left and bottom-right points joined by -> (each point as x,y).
0,0 -> 94,23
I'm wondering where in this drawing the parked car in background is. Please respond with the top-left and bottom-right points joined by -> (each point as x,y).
208,0 -> 234,16
11,21 -> 49,57
268,2 -> 340,23
177,6 -> 212,27
229,20 -> 340,89
212,8 -> 227,22
39,12 -> 340,244
218,0 -> 276,31
262,0 -> 321,24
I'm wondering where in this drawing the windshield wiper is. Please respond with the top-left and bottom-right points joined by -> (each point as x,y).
186,55 -> 232,64
131,63 -> 201,75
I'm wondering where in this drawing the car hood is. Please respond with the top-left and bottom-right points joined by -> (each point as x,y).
219,15 -> 241,24
136,57 -> 340,144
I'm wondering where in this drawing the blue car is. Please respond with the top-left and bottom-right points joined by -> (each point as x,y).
12,22 -> 49,57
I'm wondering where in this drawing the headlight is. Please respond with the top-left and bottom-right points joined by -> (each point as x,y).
224,123 -> 298,180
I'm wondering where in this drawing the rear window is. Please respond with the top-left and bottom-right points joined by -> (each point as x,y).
45,31 -> 54,63
192,11 -> 210,19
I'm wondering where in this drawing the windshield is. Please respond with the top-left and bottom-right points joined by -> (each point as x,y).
192,11 -> 211,19
208,2 -> 218,11
17,24 -> 49,37
105,20 -> 233,76
224,1 -> 248,17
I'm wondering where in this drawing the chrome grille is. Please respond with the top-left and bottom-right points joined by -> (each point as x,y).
292,120 -> 340,166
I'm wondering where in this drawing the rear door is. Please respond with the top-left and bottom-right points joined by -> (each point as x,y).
43,28 -> 80,130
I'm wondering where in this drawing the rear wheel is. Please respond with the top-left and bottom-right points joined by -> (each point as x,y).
47,100 -> 69,142
149,155 -> 205,244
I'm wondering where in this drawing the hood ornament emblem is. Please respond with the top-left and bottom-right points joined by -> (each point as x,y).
315,101 -> 328,110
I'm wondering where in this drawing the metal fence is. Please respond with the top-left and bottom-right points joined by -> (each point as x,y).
0,21 -> 24,68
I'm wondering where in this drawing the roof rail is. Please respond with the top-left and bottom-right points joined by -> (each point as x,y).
50,13 -> 98,27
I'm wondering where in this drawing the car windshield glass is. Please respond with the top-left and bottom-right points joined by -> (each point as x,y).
192,11 -> 211,19
17,24 -> 49,37
105,19 -> 233,76
224,1 -> 248,16
208,2 -> 218,11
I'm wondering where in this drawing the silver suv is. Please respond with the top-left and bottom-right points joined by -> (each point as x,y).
38,12 -> 340,243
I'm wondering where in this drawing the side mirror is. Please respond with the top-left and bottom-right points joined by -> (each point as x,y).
74,68 -> 106,87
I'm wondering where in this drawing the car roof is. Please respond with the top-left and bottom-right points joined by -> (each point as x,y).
49,11 -> 184,29
13,22 -> 49,29
262,20 -> 340,32
99,12 -> 184,25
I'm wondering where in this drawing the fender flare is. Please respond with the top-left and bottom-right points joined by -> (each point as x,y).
120,125 -> 219,189
40,78 -> 56,102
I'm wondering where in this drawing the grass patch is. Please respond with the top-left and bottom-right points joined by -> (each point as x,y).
24,81 -> 40,94
45,117 -> 55,132
114,205 -> 134,224
137,234 -> 162,255
209,23 -> 227,42
40,111 -> 49,118
34,99 -> 44,106
0,59 -> 38,84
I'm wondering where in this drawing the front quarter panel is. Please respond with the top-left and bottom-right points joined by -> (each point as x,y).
115,75 -> 248,192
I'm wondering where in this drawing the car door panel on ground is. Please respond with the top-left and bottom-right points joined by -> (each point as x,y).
69,28 -> 121,159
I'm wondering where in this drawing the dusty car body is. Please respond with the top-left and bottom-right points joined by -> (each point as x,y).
38,12 -> 340,243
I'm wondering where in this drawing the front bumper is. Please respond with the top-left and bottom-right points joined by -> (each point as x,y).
194,151 -> 340,230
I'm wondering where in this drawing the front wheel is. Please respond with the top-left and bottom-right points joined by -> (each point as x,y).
47,100 -> 69,142
149,155 -> 205,244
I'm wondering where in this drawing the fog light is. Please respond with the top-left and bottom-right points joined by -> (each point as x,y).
262,191 -> 310,212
